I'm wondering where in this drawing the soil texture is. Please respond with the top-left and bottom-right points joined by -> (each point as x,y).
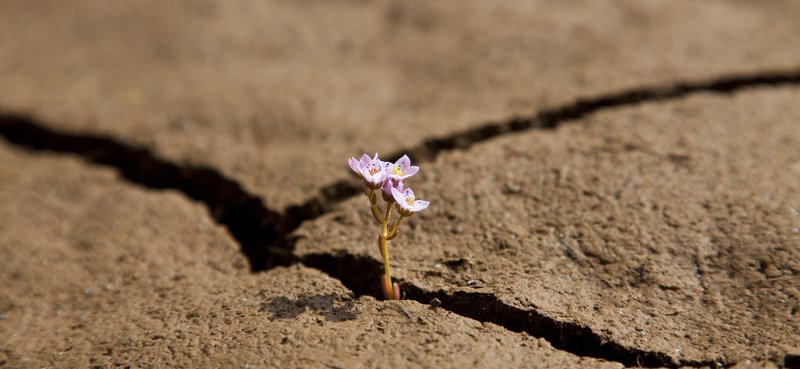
1,0 -> 799,368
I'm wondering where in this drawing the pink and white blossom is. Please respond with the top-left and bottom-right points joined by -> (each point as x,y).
348,153 -> 386,189
347,153 -> 371,176
391,187 -> 429,216
385,155 -> 419,181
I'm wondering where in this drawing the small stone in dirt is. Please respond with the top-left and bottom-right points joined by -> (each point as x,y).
502,182 -> 522,194
429,298 -> 442,309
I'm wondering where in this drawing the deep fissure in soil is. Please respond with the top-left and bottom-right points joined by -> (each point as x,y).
2,67 -> 800,367
275,67 -> 800,270
0,115 -> 291,271
301,252 -> 731,368
3,69 -> 799,273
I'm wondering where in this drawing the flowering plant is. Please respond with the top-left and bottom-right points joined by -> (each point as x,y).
349,153 -> 429,300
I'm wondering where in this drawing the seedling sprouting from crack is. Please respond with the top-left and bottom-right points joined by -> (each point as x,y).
348,154 -> 429,300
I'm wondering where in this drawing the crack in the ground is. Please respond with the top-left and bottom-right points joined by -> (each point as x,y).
276,68 -> 800,267
2,67 -> 800,368
0,115 -> 293,271
301,252 -> 729,369
403,68 -> 800,163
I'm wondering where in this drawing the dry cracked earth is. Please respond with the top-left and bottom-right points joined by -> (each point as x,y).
1,1 -> 799,368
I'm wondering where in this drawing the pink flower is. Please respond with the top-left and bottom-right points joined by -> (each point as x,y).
349,153 -> 386,189
348,154 -> 371,177
391,187 -> 429,216
385,155 -> 419,181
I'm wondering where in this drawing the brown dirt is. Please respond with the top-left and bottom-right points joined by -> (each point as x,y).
297,87 -> 800,366
1,0 -> 799,368
2,0 -> 800,210
0,145 -> 628,369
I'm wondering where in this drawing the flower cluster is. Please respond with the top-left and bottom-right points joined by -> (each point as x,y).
348,154 -> 429,216
348,153 -> 429,300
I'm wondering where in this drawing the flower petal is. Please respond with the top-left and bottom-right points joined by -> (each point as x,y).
403,166 -> 419,177
360,154 -> 372,166
391,187 -> 406,205
372,167 -> 385,179
348,157 -> 361,172
361,167 -> 374,179
395,155 -> 411,169
411,200 -> 429,211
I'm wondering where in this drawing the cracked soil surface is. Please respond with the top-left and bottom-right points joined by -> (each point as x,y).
1,1 -> 799,368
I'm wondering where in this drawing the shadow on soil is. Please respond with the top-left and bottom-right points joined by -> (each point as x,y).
301,252 -> 726,368
3,67 -> 800,368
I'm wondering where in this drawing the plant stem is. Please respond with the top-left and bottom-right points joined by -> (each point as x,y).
366,189 -> 383,224
380,203 -> 395,299
370,203 -> 383,224
388,215 -> 404,237
382,203 -> 393,236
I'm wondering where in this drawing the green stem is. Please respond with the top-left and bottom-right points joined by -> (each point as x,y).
380,203 -> 395,299
382,203 -> 393,235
